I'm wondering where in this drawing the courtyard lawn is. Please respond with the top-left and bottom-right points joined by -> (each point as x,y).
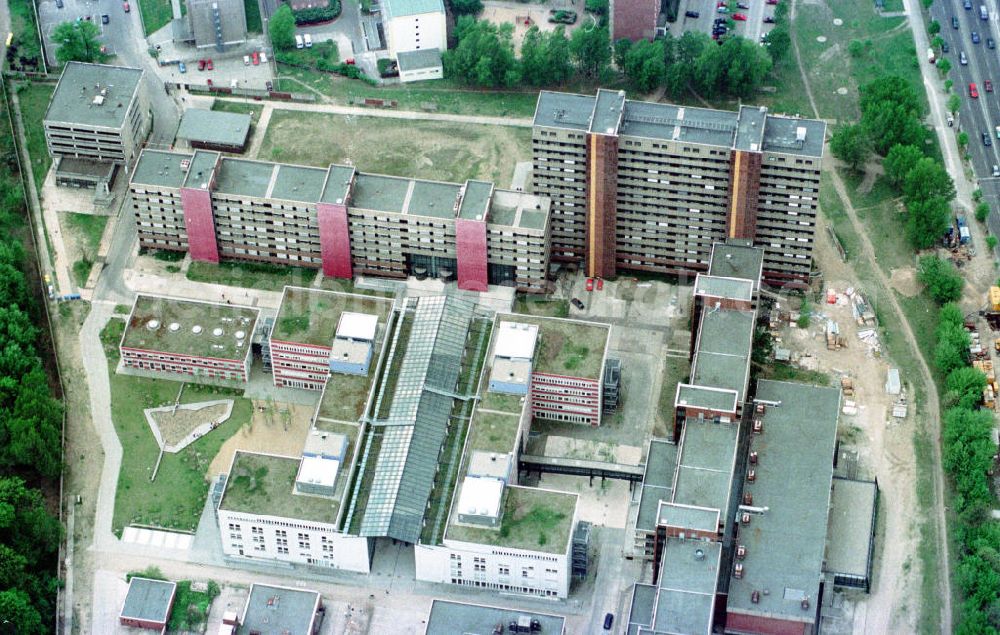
186,260 -> 317,291
17,82 -> 54,191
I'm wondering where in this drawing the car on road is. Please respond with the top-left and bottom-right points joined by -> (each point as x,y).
995,124 -> 1000,138
965,0 -> 973,9
604,614 -> 615,630
961,51 -> 969,64
206,58 -> 213,70
764,15 -> 775,22
994,164 -> 999,176
259,52 -> 266,63
243,55 -> 250,65
101,13 -> 109,23
942,40 -> 950,52
970,82 -> 979,97
685,10 -> 700,17
178,61 -> 186,73
737,2 -> 750,8
251,51 -> 259,65
197,59 -> 206,71
990,37 -> 996,48
123,1 -> 129,11
571,298 -> 585,310
733,13 -> 747,20
954,15 -> 960,28
984,132 -> 993,146
586,277 -> 595,292
973,31 -> 981,43
987,79 -> 994,92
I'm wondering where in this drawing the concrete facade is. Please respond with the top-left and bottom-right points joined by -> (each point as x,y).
382,0 -> 447,58
130,150 -> 551,292
532,90 -> 824,288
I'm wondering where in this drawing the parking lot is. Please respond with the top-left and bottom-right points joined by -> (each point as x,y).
668,0 -> 779,46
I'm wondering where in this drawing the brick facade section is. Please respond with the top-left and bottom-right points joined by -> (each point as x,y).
317,201 -> 354,279
586,133 -> 619,279
455,217 -> 489,292
612,0 -> 659,41
727,150 -> 763,241
530,372 -> 601,426
181,187 -> 220,263
725,611 -> 812,635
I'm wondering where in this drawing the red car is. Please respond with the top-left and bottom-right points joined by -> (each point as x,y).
971,82 -> 980,98
766,0 -> 778,4
733,12 -> 747,20
206,58 -> 213,70
586,277 -> 595,292
596,278 -> 604,291
987,80 -> 994,92
197,59 -> 206,71
123,1 -> 130,11
251,51 -> 260,65
346,58 -> 356,65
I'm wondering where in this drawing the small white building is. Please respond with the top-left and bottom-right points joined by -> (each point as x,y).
329,311 -> 378,376
381,0 -> 447,59
397,48 -> 444,83
488,321 -> 538,395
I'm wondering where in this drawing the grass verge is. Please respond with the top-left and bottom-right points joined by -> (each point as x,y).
16,82 -> 54,191
186,259 -> 315,291
137,0 -> 175,36
210,99 -> 263,126
62,212 -> 108,257
244,0 -> 262,33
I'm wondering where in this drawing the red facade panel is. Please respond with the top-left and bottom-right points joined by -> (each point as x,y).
317,202 -> 354,279
612,0 -> 659,41
455,217 -> 489,292
726,611 -> 811,635
180,187 -> 220,263
585,133 -> 618,279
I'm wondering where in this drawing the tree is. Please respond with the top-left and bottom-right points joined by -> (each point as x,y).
570,25 -> 611,78
937,57 -> 951,75
948,92 -> 962,114
945,78 -> 953,92
830,124 -> 869,171
269,5 -> 296,50
623,39 -> 666,92
797,298 -> 812,328
717,36 -> 772,98
945,367 -> 988,410
932,35 -> 945,49
907,196 -> 952,248
53,21 -> 106,64
958,131 -> 970,147
883,144 -> 923,187
936,321 -> 971,374
764,26 -> 791,61
0,589 -> 43,635
585,0 -> 608,15
613,38 -> 632,69
444,18 -> 519,88
450,0 -> 482,16
989,235 -> 998,250
848,39 -> 865,58
859,76 -> 925,155
918,255 -> 965,304
903,157 -> 956,205
929,19 -> 941,34
520,27 -> 572,86
975,201 -> 990,222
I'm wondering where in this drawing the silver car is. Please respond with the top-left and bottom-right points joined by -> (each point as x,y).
961,51 -> 969,64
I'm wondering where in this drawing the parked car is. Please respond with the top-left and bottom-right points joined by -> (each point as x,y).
265,80 -> 273,91
55,0 -> 63,8
984,132 -> 993,146
295,34 -> 304,48
717,5 -> 728,12
571,298 -> 585,310
101,13 -> 109,23
178,61 -> 186,73
995,124 -> 1000,138
586,277 -> 595,292
961,51 -> 968,64
604,614 -> 615,631
737,2 -> 750,8
973,31 -> 981,43
953,15 -> 960,28
764,16 -> 775,22
123,1 -> 129,11
304,33 -> 313,47
965,0 -> 973,9
259,52 -> 266,64
243,54 -> 250,65
685,10 -> 700,17
206,58 -> 213,70
970,81 -> 979,97
987,79 -> 994,92
251,51 -> 259,65
597,278 -> 604,291
989,37 -> 996,48
993,164 -> 999,176
766,0 -> 778,4
345,58 -> 356,64
733,12 -> 748,20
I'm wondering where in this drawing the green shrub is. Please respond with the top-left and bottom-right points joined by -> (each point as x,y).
292,0 -> 341,24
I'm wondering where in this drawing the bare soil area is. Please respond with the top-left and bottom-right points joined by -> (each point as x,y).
208,400 -> 313,476
150,402 -> 230,447
480,0 -> 585,53
889,266 -> 919,297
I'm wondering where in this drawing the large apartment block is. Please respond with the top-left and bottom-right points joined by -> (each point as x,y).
43,62 -> 149,188
129,150 -> 551,293
531,89 -> 825,288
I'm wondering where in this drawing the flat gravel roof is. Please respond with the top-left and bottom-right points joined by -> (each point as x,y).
45,62 -> 143,129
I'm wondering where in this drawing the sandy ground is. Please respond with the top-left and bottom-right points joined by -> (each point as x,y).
889,267 -> 919,297
797,214 -> 920,634
480,0 -> 586,54
541,436 -> 642,465
150,402 -> 230,447
207,400 -> 314,477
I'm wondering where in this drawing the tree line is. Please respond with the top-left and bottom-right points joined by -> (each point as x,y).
443,17 -> 780,100
0,85 -> 63,633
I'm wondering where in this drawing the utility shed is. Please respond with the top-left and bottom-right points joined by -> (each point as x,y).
175,109 -> 252,153
885,368 -> 901,395
397,48 -> 443,83
824,477 -> 879,592
119,577 -> 177,631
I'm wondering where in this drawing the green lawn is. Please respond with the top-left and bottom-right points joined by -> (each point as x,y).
7,0 -> 43,71
259,109 -> 531,185
210,100 -> 263,126
101,319 -> 253,535
72,258 -> 92,286
186,260 -> 316,291
244,0 -> 262,33
62,212 -> 108,258
16,83 -> 54,191
138,0 -> 175,35
764,363 -> 831,386
655,355 -> 690,438
513,296 -> 569,318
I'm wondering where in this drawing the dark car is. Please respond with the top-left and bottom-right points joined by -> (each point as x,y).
685,9 -> 700,17
965,0 -> 973,9
989,37 -> 995,48
984,132 -> 993,146
101,13 -> 109,23
973,31 -> 981,43
604,613 -> 615,630
942,40 -> 950,52
571,298 -> 585,310
954,15 -> 960,27
55,0 -> 63,7
764,15 -> 775,22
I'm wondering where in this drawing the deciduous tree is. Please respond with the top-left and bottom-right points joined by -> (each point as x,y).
918,255 -> 965,304
269,5 -> 296,50
883,144 -> 924,186
53,21 -> 106,64
569,25 -> 611,78
830,124 -> 869,171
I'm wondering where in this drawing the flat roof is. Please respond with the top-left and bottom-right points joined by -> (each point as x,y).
690,309 -> 755,402
175,108 -> 251,147
676,383 -> 739,413
694,274 -> 754,303
272,287 -> 392,348
533,91 -> 595,131
181,150 -> 220,189
591,89 -> 625,135
316,311 -> 393,423
320,164 -> 357,204
121,577 -> 176,623
122,294 -> 258,361
458,180 -> 494,220
825,477 -> 878,578
270,164 -> 328,203
727,380 -> 840,621
636,440 -> 678,532
708,241 -> 764,286
466,409 -> 521,455
446,486 -> 576,554
735,105 -> 767,152
425,600 -> 565,635
657,501 -> 719,533
672,418 -> 739,515
622,100 -> 737,147
762,115 -> 826,159
239,583 -> 319,635
409,179 -> 462,219
494,321 -> 539,359
214,158 -> 274,198
337,311 -> 379,341
351,173 -> 412,213
500,314 -> 609,380
652,539 -> 721,635
489,189 -> 550,231
626,584 -> 658,635
219,451 -> 343,524
383,0 -> 444,19
45,62 -> 143,129
131,149 -> 194,189
397,48 -> 443,72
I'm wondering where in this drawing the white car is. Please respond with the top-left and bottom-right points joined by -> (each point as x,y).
260,51 -> 267,63
243,55 -> 250,65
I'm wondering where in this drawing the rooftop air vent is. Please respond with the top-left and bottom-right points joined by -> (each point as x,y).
235,330 -> 246,340
212,327 -> 224,337
146,319 -> 160,330
796,126 -> 807,142
694,548 -> 705,561
801,598 -> 811,610
168,322 -> 180,332
192,325 -> 203,334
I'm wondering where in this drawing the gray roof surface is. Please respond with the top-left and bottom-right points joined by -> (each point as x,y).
458,180 -> 493,220
397,48 -> 443,72
825,477 -> 878,578
657,501 -> 719,532
238,584 -> 319,635
708,242 -> 764,286
351,173 -> 412,213
590,89 -> 625,135
734,105 -> 767,152
214,158 -> 274,198
627,584 -> 658,635
121,577 -> 176,623
409,180 -> 461,219
320,164 -> 357,204
622,101 -> 737,147
131,149 -> 193,189
652,539 -> 720,635
672,418 -> 739,514
45,62 -> 143,129
636,440 -> 678,532
425,600 -> 565,635
762,115 -> 826,158
270,164 -> 328,203
182,150 -> 221,190
676,383 -> 739,413
728,380 -> 840,620
533,91 -> 595,131
383,0 -> 444,19
694,274 -> 754,302
690,309 -> 755,402
175,108 -> 251,147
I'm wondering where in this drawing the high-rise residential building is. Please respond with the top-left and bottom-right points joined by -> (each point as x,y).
43,62 -> 149,189
128,149 -> 551,293
531,89 -> 825,288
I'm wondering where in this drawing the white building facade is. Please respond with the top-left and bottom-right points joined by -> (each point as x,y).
382,0 -> 447,58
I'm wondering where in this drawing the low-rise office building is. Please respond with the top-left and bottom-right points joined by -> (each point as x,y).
239,583 -> 324,634
129,150 -> 551,293
532,90 -> 824,288
174,108 -> 251,153
182,0 -> 247,50
120,294 -> 258,383
397,48 -> 444,83
43,62 -> 150,189
424,599 -> 566,635
119,577 -> 177,631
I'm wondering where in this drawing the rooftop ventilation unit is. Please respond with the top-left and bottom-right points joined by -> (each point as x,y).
694,548 -> 705,561
213,327 -> 224,337
146,319 -> 160,330
168,322 -> 181,332
192,325 -> 203,334
180,159 -> 191,172
796,126 -> 807,142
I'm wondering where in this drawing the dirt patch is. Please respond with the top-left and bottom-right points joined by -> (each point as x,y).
208,400 -> 313,476
480,0 -> 585,53
260,111 -> 532,186
889,267 -> 920,297
149,402 -> 230,447
858,160 -> 885,195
